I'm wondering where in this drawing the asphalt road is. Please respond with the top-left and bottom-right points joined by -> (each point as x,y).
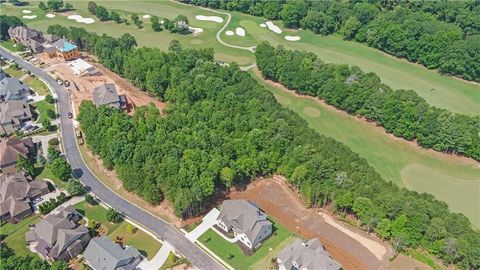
0,48 -> 225,270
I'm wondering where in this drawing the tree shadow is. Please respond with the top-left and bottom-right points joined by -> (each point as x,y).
72,168 -> 83,178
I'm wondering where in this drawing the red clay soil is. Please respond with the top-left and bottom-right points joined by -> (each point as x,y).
228,176 -> 390,270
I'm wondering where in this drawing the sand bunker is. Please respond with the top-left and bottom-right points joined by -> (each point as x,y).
266,21 -> 282,34
67,14 -> 95,24
143,15 -> 151,19
46,13 -> 56,18
189,26 -> 204,36
235,27 -> 245,37
260,23 -> 267,28
225,30 -> 234,36
285,35 -> 301,41
22,15 -> 37,19
195,15 -> 223,23
22,10 -> 32,14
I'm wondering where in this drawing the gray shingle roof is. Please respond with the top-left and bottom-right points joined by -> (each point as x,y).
92,84 -> 120,108
0,76 -> 29,102
218,199 -> 272,244
277,238 -> 342,270
0,137 -> 34,169
84,236 -> 143,270
0,100 -> 32,125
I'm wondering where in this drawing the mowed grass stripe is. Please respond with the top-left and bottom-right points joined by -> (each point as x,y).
252,71 -> 480,228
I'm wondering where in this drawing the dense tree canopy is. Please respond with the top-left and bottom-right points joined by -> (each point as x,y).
179,0 -> 479,81
46,24 -> 479,269
255,42 -> 480,160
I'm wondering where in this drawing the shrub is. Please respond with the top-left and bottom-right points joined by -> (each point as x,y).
106,208 -> 123,223
45,94 -> 54,103
85,194 -> 96,205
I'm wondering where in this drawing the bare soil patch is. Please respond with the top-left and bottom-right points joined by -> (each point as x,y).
228,176 -> 391,270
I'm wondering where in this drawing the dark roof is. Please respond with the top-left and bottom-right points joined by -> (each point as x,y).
92,84 -> 120,108
277,238 -> 342,270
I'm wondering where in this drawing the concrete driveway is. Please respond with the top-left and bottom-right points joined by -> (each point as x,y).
31,133 -> 58,158
186,208 -> 220,242
137,241 -> 174,270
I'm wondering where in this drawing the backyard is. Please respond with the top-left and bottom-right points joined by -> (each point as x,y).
198,221 -> 294,270
0,215 -> 41,256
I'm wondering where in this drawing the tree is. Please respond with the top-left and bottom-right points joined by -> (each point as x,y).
168,39 -> 182,52
95,5 -> 109,21
220,167 -> 234,190
51,261 -> 69,270
87,1 -> 97,14
342,16 -> 361,40
47,0 -> 64,12
126,223 -> 137,233
48,158 -> 72,181
110,11 -> 121,23
45,94 -> 55,103
151,15 -> 162,32
16,154 -> 35,175
85,194 -> 96,205
280,0 -> 307,28
42,118 -> 52,131
131,13 -> 139,25
38,2 -> 47,11
64,2 -> 73,10
66,179 -> 85,196
106,208 -> 123,223
46,108 -> 56,119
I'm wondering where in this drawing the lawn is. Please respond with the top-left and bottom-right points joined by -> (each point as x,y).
3,66 -> 27,78
198,222 -> 294,270
24,76 -> 51,96
0,215 -> 41,256
252,71 -> 480,228
33,99 -> 55,122
74,201 -> 121,234
3,1 -> 476,115
36,165 -> 66,189
0,40 -> 24,52
107,222 -> 161,260
160,252 -> 189,270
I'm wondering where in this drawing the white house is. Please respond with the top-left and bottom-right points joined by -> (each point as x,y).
216,199 -> 272,249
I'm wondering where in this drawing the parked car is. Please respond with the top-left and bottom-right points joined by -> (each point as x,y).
67,112 -> 73,118
57,79 -> 63,85
64,80 -> 70,87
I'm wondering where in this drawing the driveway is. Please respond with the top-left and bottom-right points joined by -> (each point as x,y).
137,241 -> 174,270
31,133 -> 58,158
0,47 -> 225,270
186,208 -> 220,242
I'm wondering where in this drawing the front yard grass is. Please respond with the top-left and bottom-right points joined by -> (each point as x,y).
3,66 -> 26,78
74,201 -> 121,234
107,222 -> 161,260
36,165 -> 65,189
0,215 -> 41,256
160,252 -> 190,270
198,222 -> 294,270
0,40 -> 23,52
34,99 -> 55,122
24,76 -> 51,96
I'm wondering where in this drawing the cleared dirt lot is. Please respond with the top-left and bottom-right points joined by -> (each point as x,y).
228,176 -> 390,270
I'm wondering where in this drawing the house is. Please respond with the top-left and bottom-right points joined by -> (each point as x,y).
68,58 -> 97,76
216,199 -> 273,249
8,26 -> 45,53
0,172 -> 49,222
92,84 -> 126,110
51,38 -> 80,60
0,137 -> 34,174
0,100 -> 32,135
84,237 -> 144,270
0,73 -> 30,102
25,205 -> 91,260
277,238 -> 342,270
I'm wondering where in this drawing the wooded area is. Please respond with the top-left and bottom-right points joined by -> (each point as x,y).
180,0 -> 480,81
255,42 -> 479,160
38,24 -> 478,269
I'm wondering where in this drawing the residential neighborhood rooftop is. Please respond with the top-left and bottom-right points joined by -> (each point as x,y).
84,236 -> 143,270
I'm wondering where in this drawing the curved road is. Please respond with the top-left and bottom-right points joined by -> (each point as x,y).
0,47 -> 225,270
